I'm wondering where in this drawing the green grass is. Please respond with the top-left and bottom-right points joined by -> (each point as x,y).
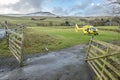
23,27 -> 89,54
0,15 -> 120,56
0,26 -> 120,56
0,16 -> 85,28
23,27 -> 120,54
96,26 -> 118,29
0,38 -> 10,56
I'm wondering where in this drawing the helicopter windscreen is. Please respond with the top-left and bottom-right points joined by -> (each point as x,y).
90,27 -> 97,31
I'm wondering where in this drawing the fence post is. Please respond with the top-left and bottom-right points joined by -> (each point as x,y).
20,25 -> 24,67
4,21 -> 9,47
86,36 -> 94,60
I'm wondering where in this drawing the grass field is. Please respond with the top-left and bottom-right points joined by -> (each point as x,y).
0,16 -> 85,28
0,26 -> 119,56
96,26 -> 119,29
0,15 -> 120,56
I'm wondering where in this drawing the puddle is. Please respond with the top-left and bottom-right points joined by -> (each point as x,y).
0,29 -> 5,39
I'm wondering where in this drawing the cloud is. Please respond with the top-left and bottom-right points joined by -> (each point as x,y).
52,0 -> 110,16
0,0 -> 118,16
83,3 -> 107,16
52,7 -> 69,16
0,0 -> 20,14
70,0 -> 92,11
67,0 -> 95,16
52,0 -> 93,16
10,0 -> 48,13
0,0 -> 19,5
74,11 -> 84,16
0,0 -> 52,14
71,1 -> 113,16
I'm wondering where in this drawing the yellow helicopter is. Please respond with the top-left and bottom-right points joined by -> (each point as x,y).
75,24 -> 98,35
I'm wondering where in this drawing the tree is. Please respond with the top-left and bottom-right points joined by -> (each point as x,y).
108,0 -> 120,4
107,0 -> 120,15
65,21 -> 70,26
49,22 -> 53,26
106,0 -> 120,27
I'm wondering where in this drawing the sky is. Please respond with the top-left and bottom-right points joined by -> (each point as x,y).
0,0 -> 117,16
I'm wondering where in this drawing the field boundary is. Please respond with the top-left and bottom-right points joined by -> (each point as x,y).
86,38 -> 120,80
98,28 -> 120,33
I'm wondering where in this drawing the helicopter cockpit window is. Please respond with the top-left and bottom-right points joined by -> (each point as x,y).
90,28 -> 96,31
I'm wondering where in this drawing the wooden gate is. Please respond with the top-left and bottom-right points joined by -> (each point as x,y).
86,38 -> 120,80
4,22 -> 25,67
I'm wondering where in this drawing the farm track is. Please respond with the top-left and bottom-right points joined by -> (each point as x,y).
0,44 -> 94,80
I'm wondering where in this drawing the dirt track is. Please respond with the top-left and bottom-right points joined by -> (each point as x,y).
0,44 -> 94,80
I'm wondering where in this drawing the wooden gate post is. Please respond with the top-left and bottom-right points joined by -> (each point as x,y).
85,36 -> 94,60
20,25 -> 24,67
4,21 -> 9,47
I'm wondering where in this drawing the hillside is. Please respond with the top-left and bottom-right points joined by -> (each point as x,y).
0,12 -> 56,17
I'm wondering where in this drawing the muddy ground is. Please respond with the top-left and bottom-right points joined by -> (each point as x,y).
0,44 -> 94,80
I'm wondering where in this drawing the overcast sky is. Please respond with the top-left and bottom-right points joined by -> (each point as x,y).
0,0 -> 116,16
